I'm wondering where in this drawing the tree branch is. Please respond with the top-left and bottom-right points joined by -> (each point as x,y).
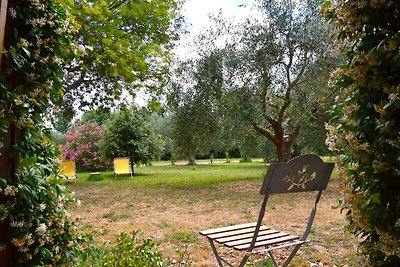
277,83 -> 292,124
289,123 -> 301,143
253,123 -> 276,144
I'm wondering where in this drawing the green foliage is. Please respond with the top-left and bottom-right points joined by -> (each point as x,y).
100,108 -> 164,166
0,129 -> 90,266
0,0 -> 91,265
51,131 -> 67,146
100,231 -> 163,267
62,0 -> 181,112
76,109 -> 113,126
169,52 -> 224,164
323,0 -> 400,265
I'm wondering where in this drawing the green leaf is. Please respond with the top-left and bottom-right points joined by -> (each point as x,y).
21,47 -> 31,58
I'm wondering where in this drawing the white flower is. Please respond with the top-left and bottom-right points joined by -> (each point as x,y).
54,28 -> 63,35
9,8 -> 16,18
10,221 -> 24,227
76,44 -> 86,54
29,19 -> 38,27
44,79 -> 53,89
40,56 -> 49,64
35,223 -> 47,236
4,185 -> 18,196
38,203 -> 46,211
53,245 -> 60,254
18,247 -> 29,252
25,234 -> 34,246
53,56 -> 62,65
76,199 -> 81,207
11,238 -> 24,247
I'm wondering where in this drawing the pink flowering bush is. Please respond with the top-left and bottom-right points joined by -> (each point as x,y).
62,122 -> 110,171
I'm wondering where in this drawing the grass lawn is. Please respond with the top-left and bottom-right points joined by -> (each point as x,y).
68,159 -> 365,266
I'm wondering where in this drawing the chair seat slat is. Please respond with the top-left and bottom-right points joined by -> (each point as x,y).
233,235 -> 299,250
224,231 -> 290,247
200,222 -> 257,236
215,229 -> 278,243
206,225 -> 270,239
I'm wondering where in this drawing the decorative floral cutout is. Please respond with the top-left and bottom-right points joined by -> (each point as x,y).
284,165 -> 316,190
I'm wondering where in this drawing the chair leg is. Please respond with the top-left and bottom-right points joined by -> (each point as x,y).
268,251 -> 279,267
282,244 -> 302,267
208,238 -> 224,267
238,254 -> 250,267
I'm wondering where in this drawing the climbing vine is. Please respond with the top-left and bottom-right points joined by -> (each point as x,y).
0,0 -> 88,265
323,1 -> 400,265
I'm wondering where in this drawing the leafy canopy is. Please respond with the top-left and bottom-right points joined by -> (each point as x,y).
62,0 -> 181,113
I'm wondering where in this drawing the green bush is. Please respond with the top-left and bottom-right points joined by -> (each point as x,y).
323,0 -> 400,265
100,231 -> 163,267
100,108 -> 164,168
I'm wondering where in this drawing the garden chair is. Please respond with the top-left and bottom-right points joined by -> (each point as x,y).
113,157 -> 133,178
60,160 -> 76,183
200,154 -> 334,267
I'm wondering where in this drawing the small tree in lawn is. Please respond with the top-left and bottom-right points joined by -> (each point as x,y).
100,108 -> 164,174
62,122 -> 109,171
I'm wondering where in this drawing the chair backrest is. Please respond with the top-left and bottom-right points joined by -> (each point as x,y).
60,160 -> 76,180
260,154 -> 334,195
113,157 -> 131,174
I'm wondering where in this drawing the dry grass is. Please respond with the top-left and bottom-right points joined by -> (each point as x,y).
69,161 -> 366,266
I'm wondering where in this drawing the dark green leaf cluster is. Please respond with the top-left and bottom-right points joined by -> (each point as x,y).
323,0 -> 400,265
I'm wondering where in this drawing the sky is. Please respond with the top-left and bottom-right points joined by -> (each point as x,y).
173,0 -> 259,60
181,0 -> 255,36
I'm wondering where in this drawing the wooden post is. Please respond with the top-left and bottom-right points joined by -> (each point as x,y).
0,0 -> 8,67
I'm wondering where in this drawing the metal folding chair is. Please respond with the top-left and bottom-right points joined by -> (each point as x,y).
200,154 -> 334,266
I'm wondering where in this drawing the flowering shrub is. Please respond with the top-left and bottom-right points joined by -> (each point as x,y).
323,1 -> 400,265
62,122 -> 110,171
0,0 -> 92,265
0,127 -> 94,265
0,156 -> 84,265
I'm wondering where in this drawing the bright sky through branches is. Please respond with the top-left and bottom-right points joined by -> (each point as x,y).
175,0 -> 258,60
182,0 -> 254,35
